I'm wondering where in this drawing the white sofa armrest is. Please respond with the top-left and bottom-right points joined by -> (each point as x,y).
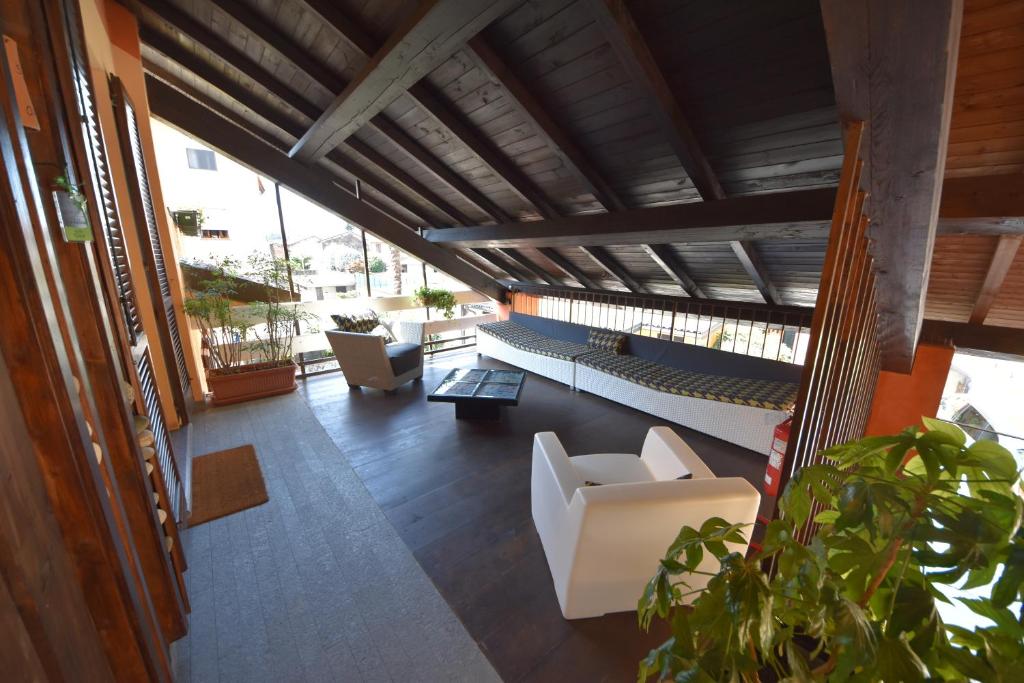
641,426 -> 715,480
533,432 -> 581,506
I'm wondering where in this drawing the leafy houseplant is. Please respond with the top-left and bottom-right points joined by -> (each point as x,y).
182,255 -> 314,405
638,419 -> 1023,682
414,286 -> 457,320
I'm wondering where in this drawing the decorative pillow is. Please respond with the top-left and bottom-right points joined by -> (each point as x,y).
587,329 -> 627,354
332,311 -> 379,333
371,324 -> 395,344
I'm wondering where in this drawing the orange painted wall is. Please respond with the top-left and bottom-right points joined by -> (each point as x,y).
865,343 -> 955,436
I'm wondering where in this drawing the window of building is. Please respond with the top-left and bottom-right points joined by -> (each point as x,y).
186,148 -> 217,170
200,228 -> 229,239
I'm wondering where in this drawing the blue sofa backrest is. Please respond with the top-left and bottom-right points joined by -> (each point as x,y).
509,312 -> 803,384
509,311 -> 591,344
624,332 -> 803,384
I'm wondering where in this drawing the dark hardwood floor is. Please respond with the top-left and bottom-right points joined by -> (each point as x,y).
300,351 -> 767,682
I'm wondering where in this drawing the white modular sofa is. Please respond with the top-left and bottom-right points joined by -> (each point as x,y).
531,427 -> 761,620
478,314 -> 800,455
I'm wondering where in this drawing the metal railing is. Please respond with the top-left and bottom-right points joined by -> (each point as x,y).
510,283 -> 815,364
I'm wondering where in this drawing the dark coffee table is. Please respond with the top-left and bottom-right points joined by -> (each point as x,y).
427,368 -> 526,420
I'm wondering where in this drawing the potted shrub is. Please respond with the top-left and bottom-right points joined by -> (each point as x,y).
414,285 -> 457,320
638,419 -> 1023,682
183,255 -> 314,406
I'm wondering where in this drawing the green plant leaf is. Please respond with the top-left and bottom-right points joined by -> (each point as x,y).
921,416 -> 966,446
966,440 -> 1018,481
876,634 -> 927,682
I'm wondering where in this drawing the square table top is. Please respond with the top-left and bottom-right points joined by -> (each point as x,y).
427,368 -> 526,405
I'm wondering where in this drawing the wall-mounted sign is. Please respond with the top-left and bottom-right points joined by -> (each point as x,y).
3,35 -> 40,130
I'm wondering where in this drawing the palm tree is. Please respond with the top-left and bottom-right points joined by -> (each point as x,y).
390,246 -> 402,294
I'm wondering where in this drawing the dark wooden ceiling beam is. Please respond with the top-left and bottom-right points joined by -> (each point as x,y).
589,0 -> 724,202
969,235 -> 1022,325
206,0 -> 512,223
209,0 -> 344,94
139,26 -> 464,228
919,320 -> 1024,359
137,14 -> 464,227
424,189 -> 837,247
822,0 -> 963,372
406,83 -> 561,219
296,1 -> 560,219
580,246 -> 646,293
342,137 -> 470,225
537,248 -> 599,290
497,249 -> 563,286
369,116 -> 510,222
290,0 -> 518,162
146,76 -> 505,301
640,244 -> 705,298
467,36 -> 626,212
730,240 -> 780,305
469,248 -> 531,283
135,0 -> 322,118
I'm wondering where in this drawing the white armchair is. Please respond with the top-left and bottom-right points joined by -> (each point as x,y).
531,427 -> 760,620
326,320 -> 425,392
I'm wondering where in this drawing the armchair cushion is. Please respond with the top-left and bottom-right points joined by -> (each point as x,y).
569,453 -> 654,486
385,342 -> 421,376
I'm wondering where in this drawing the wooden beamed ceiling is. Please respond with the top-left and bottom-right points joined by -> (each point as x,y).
131,0 -> 1024,350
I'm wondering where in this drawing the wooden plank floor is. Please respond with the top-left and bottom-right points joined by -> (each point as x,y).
300,351 -> 768,682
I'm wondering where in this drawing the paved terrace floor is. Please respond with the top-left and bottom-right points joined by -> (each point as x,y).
171,351 -> 766,682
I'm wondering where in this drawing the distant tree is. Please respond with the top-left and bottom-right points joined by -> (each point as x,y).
368,256 -> 386,273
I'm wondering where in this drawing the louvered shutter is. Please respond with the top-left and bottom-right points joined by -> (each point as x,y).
110,76 -> 191,405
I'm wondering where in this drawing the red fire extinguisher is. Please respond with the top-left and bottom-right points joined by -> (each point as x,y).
764,417 -> 791,497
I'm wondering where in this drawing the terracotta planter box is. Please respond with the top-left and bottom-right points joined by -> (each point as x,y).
207,361 -> 297,406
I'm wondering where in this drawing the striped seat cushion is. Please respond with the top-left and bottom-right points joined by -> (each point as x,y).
478,320 -> 593,361
577,350 -> 798,411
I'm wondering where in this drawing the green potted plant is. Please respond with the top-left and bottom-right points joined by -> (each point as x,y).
638,419 -> 1023,682
182,255 -> 313,406
414,286 -> 457,320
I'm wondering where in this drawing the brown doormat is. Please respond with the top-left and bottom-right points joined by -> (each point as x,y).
189,445 -> 269,526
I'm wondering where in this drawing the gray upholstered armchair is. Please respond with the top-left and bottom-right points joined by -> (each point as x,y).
326,315 -> 425,392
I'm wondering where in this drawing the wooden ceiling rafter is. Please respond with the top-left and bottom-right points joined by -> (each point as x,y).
580,246 -> 647,294
175,0 -> 509,224
588,0 -> 788,305
640,244 -> 706,298
136,9 -> 463,228
730,241 -> 781,305
141,59 -> 426,229
146,76 -> 507,300
297,0 -> 562,219
496,249 -> 563,286
969,234 -> 1023,324
536,248 -> 599,290
466,36 -> 626,213
469,248 -> 533,283
288,0 -> 520,163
